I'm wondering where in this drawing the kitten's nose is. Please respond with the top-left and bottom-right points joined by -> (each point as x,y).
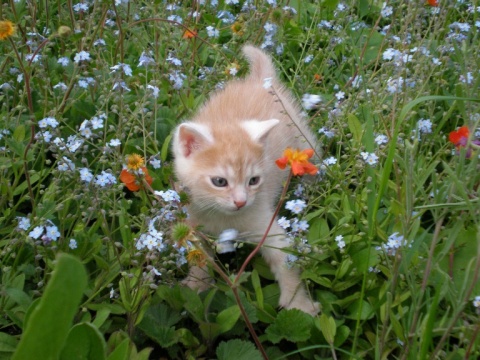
234,200 -> 246,209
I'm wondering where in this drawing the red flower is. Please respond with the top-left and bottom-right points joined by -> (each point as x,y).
449,126 -> 469,148
120,167 -> 152,191
427,0 -> 438,6
275,148 -> 318,176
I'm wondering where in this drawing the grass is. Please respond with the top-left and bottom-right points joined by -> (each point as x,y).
1,0 -> 480,359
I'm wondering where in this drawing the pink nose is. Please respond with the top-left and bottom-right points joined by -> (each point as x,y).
234,200 -> 246,209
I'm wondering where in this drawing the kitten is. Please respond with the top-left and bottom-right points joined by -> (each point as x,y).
172,45 -> 319,316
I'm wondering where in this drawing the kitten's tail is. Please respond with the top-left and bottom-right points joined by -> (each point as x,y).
242,45 -> 276,81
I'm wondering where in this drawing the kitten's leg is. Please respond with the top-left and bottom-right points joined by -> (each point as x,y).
182,265 -> 213,292
260,224 -> 319,316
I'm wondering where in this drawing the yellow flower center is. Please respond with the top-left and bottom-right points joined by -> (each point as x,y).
0,21 -> 15,40
126,154 -> 145,171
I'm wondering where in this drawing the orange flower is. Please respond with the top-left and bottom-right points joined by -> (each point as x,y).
275,148 -> 318,176
426,0 -> 438,6
182,29 -> 197,39
449,126 -> 469,147
0,20 -> 15,40
120,167 -> 152,191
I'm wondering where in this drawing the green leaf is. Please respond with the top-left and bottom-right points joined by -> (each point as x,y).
13,254 -> 87,360
251,270 -> 264,309
13,125 -> 25,142
265,309 -> 313,344
106,338 -> 130,360
216,305 -> 241,334
0,332 -> 18,352
60,323 -> 106,360
137,303 -> 181,348
317,314 -> 336,344
347,114 -> 363,143
216,339 -> 263,360
346,299 -> 374,320
5,287 -> 32,312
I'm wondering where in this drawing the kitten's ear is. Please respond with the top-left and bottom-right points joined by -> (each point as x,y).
241,119 -> 280,143
174,122 -> 213,157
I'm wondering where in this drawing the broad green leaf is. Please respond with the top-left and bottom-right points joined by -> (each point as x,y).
265,309 -> 313,344
346,299 -> 374,320
317,314 -> 336,344
216,339 -> 262,360
216,305 -> 241,334
60,323 -> 106,360
0,332 -> 17,352
13,254 -> 87,360
13,125 -> 25,142
106,338 -> 130,360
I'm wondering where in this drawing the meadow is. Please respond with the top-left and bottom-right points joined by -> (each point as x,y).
1,0 -> 480,359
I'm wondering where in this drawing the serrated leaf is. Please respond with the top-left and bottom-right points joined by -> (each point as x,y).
265,309 -> 313,344
137,304 -> 181,348
216,339 -> 263,360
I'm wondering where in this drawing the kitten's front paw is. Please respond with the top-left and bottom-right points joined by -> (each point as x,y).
181,276 -> 212,292
281,296 -> 320,316
181,266 -> 212,293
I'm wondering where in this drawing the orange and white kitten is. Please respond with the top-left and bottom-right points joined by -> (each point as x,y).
172,45 -> 319,315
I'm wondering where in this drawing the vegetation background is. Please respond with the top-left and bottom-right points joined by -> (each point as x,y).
0,0 -> 479,359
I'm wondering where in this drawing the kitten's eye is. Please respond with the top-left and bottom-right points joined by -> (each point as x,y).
249,176 -> 260,186
211,177 -> 228,187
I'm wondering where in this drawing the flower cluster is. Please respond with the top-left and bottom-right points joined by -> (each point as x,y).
376,232 -> 410,256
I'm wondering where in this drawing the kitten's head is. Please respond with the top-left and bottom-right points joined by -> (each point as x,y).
173,119 -> 279,214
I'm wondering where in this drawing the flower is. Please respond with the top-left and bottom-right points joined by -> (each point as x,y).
335,235 -> 346,250
427,0 -> 438,6
216,229 -> 238,254
360,152 -> 379,166
17,217 -> 31,231
375,134 -> 389,145
182,29 -> 197,39
206,26 -> 219,38
302,94 -> 322,110
69,239 -> 78,249
155,189 -> 180,202
0,20 -> 15,40
449,126 -> 480,158
449,126 -> 469,148
29,226 -> 44,239
278,216 -> 291,229
74,50 -> 91,63
186,248 -> 207,267
285,199 -> 307,214
125,154 -> 144,171
275,148 -> 318,176
120,167 -> 153,191
473,296 -> 480,308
